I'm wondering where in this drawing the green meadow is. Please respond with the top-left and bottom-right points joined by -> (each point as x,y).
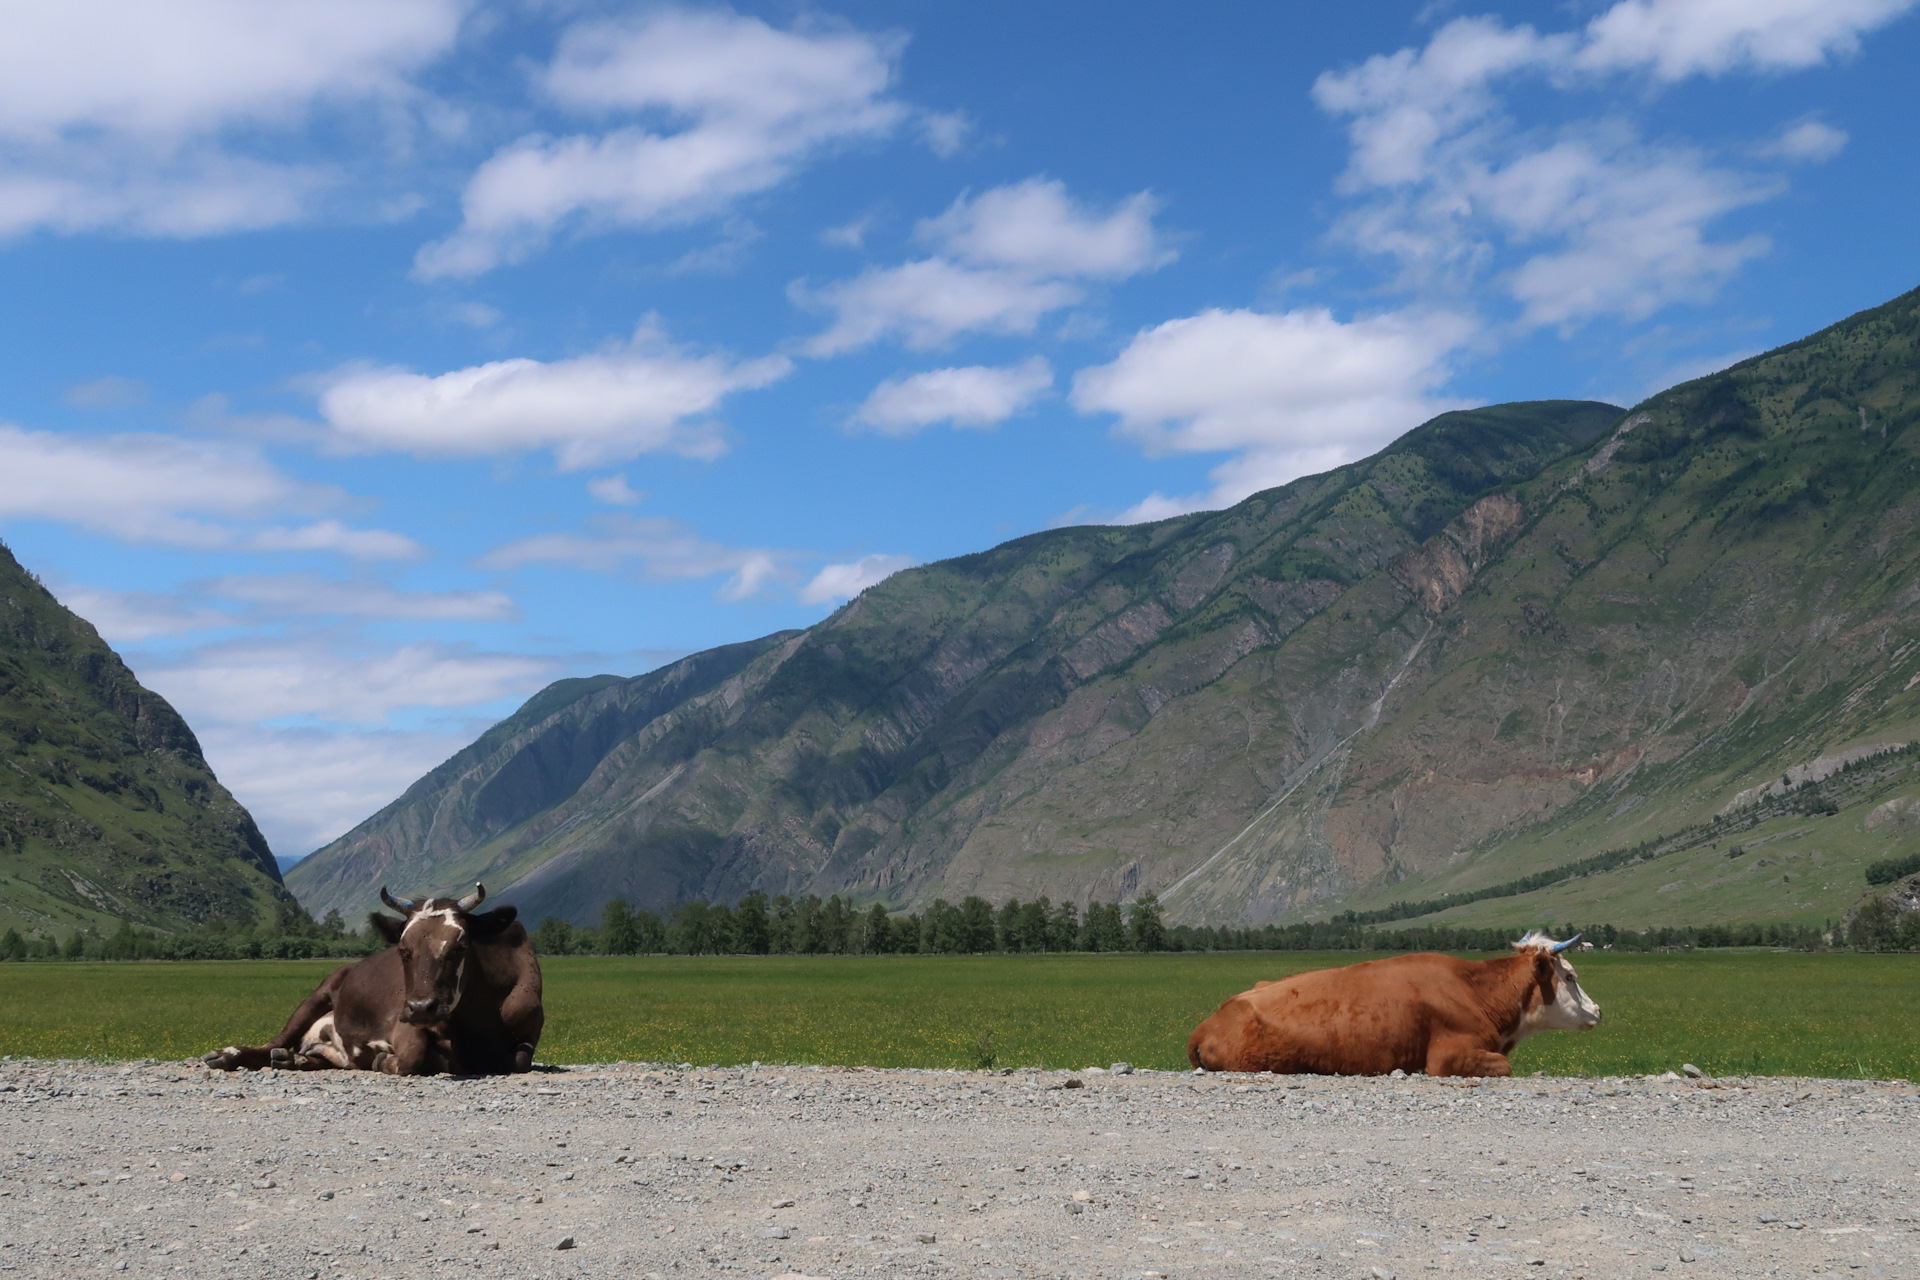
1,951 -> 1914,1079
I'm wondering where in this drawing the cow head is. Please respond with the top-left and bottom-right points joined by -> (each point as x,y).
1512,931 -> 1603,1035
369,885 -> 518,1025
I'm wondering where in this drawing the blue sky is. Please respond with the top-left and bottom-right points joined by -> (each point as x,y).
2,0 -> 1916,859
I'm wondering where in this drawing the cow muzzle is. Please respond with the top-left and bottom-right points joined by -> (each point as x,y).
403,998 -> 447,1024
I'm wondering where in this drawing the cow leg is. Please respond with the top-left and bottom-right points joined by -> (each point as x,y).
373,1023 -> 450,1076
1426,1038 -> 1512,1078
499,961 -> 544,1074
203,968 -> 346,1071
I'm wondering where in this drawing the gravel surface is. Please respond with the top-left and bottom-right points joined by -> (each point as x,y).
2,1059 -> 1917,1279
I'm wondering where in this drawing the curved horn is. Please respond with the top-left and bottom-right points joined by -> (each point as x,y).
1551,933 -> 1583,953
380,886 -> 417,914
456,883 -> 486,912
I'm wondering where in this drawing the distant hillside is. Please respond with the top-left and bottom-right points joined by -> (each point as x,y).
289,284 -> 1920,936
0,544 -> 293,936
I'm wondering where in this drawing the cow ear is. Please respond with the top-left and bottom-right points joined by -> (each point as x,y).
1533,951 -> 1558,998
368,912 -> 406,945
467,905 -> 519,938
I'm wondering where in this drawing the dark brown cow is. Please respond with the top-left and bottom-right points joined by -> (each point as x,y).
202,885 -> 543,1076
1187,931 -> 1601,1077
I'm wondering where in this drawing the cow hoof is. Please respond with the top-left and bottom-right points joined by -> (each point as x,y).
268,1048 -> 292,1068
370,1051 -> 395,1074
512,1044 -> 535,1073
202,1047 -> 242,1071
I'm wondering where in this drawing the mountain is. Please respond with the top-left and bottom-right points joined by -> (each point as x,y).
0,543 -> 292,936
289,284 -> 1920,934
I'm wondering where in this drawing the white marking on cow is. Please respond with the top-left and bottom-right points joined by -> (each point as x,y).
298,1012 -> 354,1069
402,907 -> 466,939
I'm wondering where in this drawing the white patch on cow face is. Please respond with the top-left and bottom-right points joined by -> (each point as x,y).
1514,954 -> 1602,1044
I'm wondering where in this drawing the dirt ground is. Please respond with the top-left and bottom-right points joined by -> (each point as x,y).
1,1059 -> 1915,1280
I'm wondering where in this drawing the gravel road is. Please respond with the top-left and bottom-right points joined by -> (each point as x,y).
2,1059 -> 1915,1280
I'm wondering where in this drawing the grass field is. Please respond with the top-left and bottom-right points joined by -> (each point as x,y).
1,951 -> 1915,1078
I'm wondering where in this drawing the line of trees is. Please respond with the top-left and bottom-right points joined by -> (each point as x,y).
542,891 -> 1170,956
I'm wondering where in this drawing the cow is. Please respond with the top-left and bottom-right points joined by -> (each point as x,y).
202,885 -> 543,1076
1186,931 -> 1601,1077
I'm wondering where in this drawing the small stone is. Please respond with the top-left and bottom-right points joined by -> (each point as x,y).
1680,1249 -> 1696,1262
916,1233 -> 937,1244
1072,1190 -> 1093,1202
1493,1215 -> 1508,1230
849,1196 -> 866,1208
1065,1201 -> 1084,1215
1181,1168 -> 1200,1179
1064,1077 -> 1085,1089
251,1177 -> 276,1189
1110,1062 -> 1133,1075
1371,1268 -> 1397,1280
1786,1221 -> 1806,1229
1759,1213 -> 1779,1223
757,1226 -> 791,1240
771,1198 -> 795,1208
316,1190 -> 334,1201
415,1211 -> 431,1222
1390,1069 -> 1406,1079
167,1173 -> 188,1183
554,1235 -> 576,1250
1681,1063 -> 1704,1079
1527,1259 -> 1546,1267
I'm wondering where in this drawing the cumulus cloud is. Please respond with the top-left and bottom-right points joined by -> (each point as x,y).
587,474 -> 644,505
0,0 -> 463,239
415,9 -> 905,278
1763,119 -> 1849,162
315,323 -> 790,470
63,375 -> 149,408
799,178 -> 1173,354
53,574 -> 517,643
194,724 -> 480,857
1311,0 -> 1907,329
138,635 -> 555,728
850,357 -> 1052,434
1072,306 -> 1477,520
798,554 -> 916,604
0,424 -> 419,556
479,514 -> 790,601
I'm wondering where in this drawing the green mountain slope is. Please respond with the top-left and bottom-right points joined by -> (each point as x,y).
283,283 -> 1920,935
0,543 -> 292,936
290,399 -> 1623,923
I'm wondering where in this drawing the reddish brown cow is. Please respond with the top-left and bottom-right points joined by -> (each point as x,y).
203,885 -> 543,1076
1187,931 -> 1601,1077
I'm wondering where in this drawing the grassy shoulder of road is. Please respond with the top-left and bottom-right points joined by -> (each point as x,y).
0,951 -> 1913,1079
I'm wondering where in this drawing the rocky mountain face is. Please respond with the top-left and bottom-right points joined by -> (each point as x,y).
291,285 -> 1920,934
0,544 -> 291,935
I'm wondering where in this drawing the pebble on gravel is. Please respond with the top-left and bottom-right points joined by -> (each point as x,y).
554,1234 -> 576,1250
1682,1063 -> 1705,1078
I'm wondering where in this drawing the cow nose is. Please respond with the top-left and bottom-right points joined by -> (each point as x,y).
407,999 -> 435,1019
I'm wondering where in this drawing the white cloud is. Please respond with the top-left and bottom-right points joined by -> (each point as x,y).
416,9 -> 905,278
0,424 -> 417,556
50,584 -> 237,643
1072,307 -> 1477,519
210,574 -> 517,622
799,178 -> 1172,354
1575,0 -> 1914,80
1311,0 -> 1906,330
798,554 -> 917,604
0,0 -> 464,239
798,259 -> 1081,355
63,375 -> 149,408
850,357 -> 1052,434
1764,119 -> 1849,162
138,636 -> 555,728
917,110 -> 974,157
479,514 -> 790,602
918,178 -> 1173,278
587,474 -> 644,506
315,323 -> 791,470
196,724 -> 478,858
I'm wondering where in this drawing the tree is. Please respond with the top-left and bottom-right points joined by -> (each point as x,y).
818,896 -> 852,954
1129,892 -> 1168,952
600,900 -> 639,955
1015,898 -> 1050,952
736,891 -> 772,955
0,928 -> 24,961
670,900 -> 716,954
1082,903 -> 1126,952
319,908 -> 346,938
793,895 -> 823,954
769,895 -> 796,953
1047,899 -> 1080,953
958,896 -> 997,953
62,931 -> 86,960
533,917 -> 577,956
995,898 -> 1021,951
863,903 -> 894,954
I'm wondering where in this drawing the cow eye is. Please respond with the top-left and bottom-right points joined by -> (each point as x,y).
398,946 -> 412,960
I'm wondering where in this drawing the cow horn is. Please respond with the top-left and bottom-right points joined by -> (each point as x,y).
380,886 -> 417,914
457,884 -> 486,912
1550,934 -> 1582,953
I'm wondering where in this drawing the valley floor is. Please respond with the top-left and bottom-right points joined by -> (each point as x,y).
1,1060 -> 1915,1279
